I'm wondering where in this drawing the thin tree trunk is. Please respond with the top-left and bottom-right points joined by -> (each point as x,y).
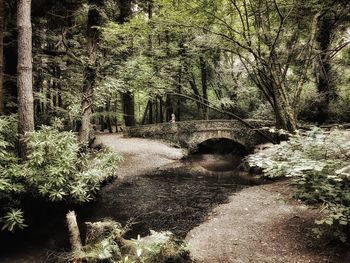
100,109 -> 104,132
159,96 -> 163,123
114,94 -> 118,132
199,56 -> 209,119
189,73 -> 202,115
117,0 -> 135,127
314,16 -> 335,123
176,68 -> 182,122
34,68 -> 43,116
141,101 -> 149,125
17,0 -> 34,158
123,91 -> 135,126
149,100 -> 153,124
78,0 -> 102,143
165,95 -> 173,122
0,0 -> 4,115
106,100 -> 112,133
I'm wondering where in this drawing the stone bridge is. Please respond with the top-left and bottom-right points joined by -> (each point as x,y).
124,119 -> 274,152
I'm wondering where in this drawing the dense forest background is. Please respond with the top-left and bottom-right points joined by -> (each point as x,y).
1,0 -> 349,141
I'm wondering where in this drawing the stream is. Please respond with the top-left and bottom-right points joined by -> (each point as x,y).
0,147 -> 264,262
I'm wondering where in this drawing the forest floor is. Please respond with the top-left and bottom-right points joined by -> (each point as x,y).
1,133 -> 349,263
95,133 -> 184,180
97,133 -> 350,263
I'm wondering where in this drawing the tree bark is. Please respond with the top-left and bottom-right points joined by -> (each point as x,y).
0,0 -> 4,115
106,100 -> 112,133
148,100 -> 153,124
159,96 -> 163,123
141,101 -> 149,125
314,15 -> 335,123
188,73 -> 202,114
17,0 -> 34,158
117,0 -> 135,127
66,211 -> 84,263
78,0 -> 102,143
176,68 -> 182,122
199,56 -> 209,119
122,91 -> 135,126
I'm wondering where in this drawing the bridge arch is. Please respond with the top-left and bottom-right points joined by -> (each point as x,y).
194,137 -> 247,154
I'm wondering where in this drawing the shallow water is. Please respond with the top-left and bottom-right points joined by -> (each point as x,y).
0,153 -> 262,262
79,162 -> 262,239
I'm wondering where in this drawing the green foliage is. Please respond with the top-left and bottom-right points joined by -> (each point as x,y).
248,128 -> 350,241
24,124 -> 121,203
66,219 -> 190,263
0,116 -> 26,232
0,116 -> 121,232
1,209 -> 27,231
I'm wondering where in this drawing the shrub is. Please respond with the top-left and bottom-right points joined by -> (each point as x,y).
248,128 -> 350,241
24,124 -> 121,203
0,116 -> 27,231
0,117 -> 121,231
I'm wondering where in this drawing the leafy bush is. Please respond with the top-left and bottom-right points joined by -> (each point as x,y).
0,116 -> 121,231
248,128 -> 350,241
24,124 -> 121,204
0,116 -> 27,231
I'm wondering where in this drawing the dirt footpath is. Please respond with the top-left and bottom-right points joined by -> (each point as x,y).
95,133 -> 184,179
97,134 -> 350,263
186,181 -> 350,263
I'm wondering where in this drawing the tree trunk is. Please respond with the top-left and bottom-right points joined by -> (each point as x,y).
106,100 -> 112,133
66,211 -> 84,263
78,0 -> 102,143
0,0 -> 4,115
17,0 -> 34,158
165,95 -> 173,122
274,101 -> 297,132
148,100 -> 153,124
199,56 -> 209,119
159,96 -> 163,123
122,91 -> 135,126
314,16 -> 335,123
117,0 -> 135,127
176,68 -> 182,122
141,101 -> 149,125
188,73 -> 202,115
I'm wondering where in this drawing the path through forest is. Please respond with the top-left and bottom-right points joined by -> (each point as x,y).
98,134 -> 350,263
1,133 -> 349,263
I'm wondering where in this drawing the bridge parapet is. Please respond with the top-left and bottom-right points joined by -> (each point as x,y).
124,119 -> 274,151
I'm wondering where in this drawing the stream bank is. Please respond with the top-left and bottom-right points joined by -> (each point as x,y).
0,134 -> 349,262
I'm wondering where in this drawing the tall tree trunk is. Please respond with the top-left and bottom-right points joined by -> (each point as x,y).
141,101 -> 149,125
314,16 -> 335,123
165,95 -> 173,122
188,73 -> 202,114
0,0 -> 4,115
122,91 -> 135,126
159,96 -> 163,123
176,68 -> 182,122
199,56 -> 208,119
117,0 -> 135,126
17,0 -> 34,158
148,100 -> 153,124
106,100 -> 112,133
78,0 -> 102,143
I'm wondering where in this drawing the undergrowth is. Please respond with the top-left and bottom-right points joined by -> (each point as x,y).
0,116 -> 121,231
248,127 -> 350,242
